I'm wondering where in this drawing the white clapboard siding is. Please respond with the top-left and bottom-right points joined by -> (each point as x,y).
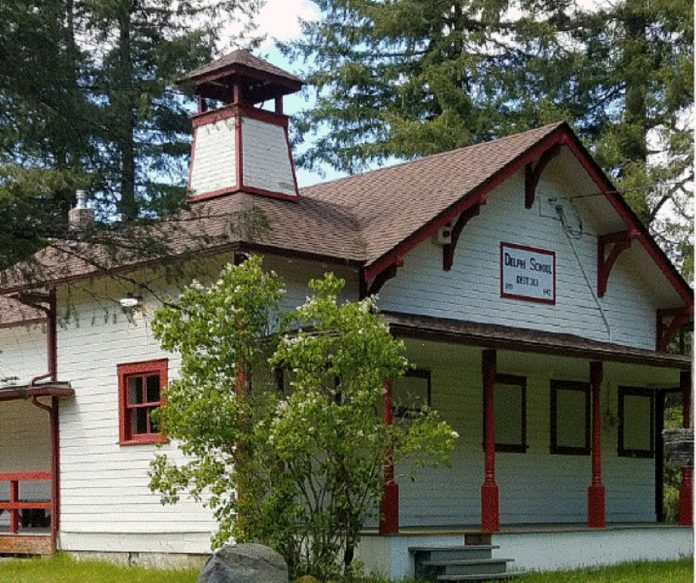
241,117 -> 297,197
0,324 -> 48,387
189,117 -> 237,196
396,345 -> 655,527
377,173 -> 660,350
51,256 -> 356,552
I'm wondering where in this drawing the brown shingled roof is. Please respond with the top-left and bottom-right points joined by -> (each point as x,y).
183,50 -> 302,86
0,121 -> 691,318
0,295 -> 45,327
302,122 -> 564,268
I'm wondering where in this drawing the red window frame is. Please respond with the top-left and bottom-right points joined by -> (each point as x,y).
117,359 -> 169,445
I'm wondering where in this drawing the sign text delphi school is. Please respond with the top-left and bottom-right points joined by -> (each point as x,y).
500,242 -> 556,304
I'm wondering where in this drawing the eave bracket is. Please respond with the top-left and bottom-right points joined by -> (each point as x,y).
525,144 -> 562,209
361,257 -> 403,299
443,202 -> 484,271
597,230 -> 637,297
656,307 -> 693,353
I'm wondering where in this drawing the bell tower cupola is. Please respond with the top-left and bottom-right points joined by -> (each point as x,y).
182,50 -> 304,202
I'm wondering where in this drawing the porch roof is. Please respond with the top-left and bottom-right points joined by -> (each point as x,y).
0,382 -> 74,403
384,312 -> 691,370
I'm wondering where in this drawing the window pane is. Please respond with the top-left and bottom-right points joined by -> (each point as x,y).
624,394 -> 652,452
146,375 -> 161,404
495,383 -> 522,445
128,376 -> 143,405
131,408 -> 149,435
556,389 -> 587,448
393,373 -> 429,416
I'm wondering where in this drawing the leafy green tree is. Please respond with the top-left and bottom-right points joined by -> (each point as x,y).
149,257 -> 457,579
283,0 -> 693,272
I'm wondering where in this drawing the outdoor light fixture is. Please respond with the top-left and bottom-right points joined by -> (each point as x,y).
119,294 -> 142,311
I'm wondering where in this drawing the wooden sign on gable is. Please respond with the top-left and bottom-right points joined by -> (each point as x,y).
500,242 -> 556,304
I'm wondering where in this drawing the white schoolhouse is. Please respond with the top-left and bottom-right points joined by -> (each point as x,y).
0,51 -> 692,579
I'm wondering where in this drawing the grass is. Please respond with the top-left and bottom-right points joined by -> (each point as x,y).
0,554 -> 198,583
0,555 -> 691,582
518,558 -> 693,583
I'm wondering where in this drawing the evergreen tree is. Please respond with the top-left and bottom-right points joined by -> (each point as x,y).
282,0 -> 693,272
0,0 -> 260,271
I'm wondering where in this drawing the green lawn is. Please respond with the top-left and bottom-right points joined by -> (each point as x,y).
0,554 -> 198,583
518,558 -> 693,583
0,555 -> 691,582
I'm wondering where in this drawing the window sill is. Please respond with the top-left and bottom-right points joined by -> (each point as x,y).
119,435 -> 169,446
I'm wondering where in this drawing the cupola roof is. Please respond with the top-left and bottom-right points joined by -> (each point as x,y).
182,49 -> 303,103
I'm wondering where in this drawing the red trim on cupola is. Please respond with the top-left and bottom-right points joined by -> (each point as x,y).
187,102 -> 299,203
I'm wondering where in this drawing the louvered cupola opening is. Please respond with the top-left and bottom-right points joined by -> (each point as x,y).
182,50 -> 303,202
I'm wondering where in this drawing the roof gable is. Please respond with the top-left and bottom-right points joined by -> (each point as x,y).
302,122 -> 692,312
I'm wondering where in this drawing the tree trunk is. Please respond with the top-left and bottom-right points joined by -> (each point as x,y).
117,0 -> 137,222
623,1 -> 649,165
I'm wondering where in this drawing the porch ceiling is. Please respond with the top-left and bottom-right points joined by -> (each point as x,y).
385,312 -> 690,371
0,382 -> 73,403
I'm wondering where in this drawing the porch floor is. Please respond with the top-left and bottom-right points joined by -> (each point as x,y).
362,522 -> 688,536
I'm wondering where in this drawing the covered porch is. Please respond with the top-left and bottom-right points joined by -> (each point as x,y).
0,382 -> 73,555
358,522 -> 692,579
378,312 -> 692,535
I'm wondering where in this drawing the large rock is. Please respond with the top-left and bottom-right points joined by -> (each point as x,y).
197,543 -> 289,583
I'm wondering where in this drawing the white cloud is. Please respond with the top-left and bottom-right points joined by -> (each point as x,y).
256,0 -> 318,47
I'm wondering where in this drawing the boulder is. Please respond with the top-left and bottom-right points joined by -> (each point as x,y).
197,543 -> 288,583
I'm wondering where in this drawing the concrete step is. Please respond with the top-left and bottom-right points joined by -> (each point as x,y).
410,545 -> 499,562
437,572 -> 528,582
422,558 -> 513,576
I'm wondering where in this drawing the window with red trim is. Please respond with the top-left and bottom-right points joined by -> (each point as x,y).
118,359 -> 168,445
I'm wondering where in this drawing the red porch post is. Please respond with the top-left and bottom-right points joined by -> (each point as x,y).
679,369 -> 692,526
588,360 -> 605,528
380,378 -> 399,534
481,349 -> 499,532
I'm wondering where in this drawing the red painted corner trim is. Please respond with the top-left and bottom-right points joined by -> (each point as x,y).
284,124 -> 300,198
240,185 -> 300,202
188,186 -> 240,203
191,106 -> 237,129
187,126 -> 198,193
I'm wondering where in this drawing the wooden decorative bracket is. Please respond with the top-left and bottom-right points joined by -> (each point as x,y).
361,257 -> 403,299
525,144 -> 563,209
656,307 -> 693,352
597,230 -> 637,297
443,202 -> 484,271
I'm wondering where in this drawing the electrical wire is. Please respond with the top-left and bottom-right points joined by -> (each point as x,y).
554,203 -> 612,342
